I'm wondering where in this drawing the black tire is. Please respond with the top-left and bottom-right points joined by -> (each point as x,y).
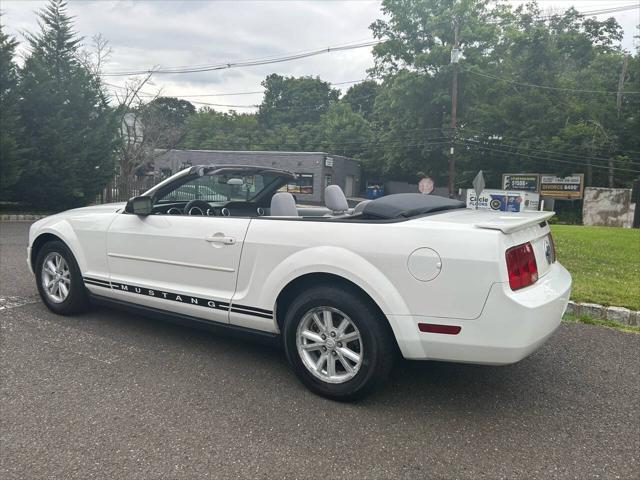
35,240 -> 88,315
283,285 -> 395,401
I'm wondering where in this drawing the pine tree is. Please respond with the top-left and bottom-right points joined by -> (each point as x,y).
0,20 -> 23,197
17,0 -> 116,208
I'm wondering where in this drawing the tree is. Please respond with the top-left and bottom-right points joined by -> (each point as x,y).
369,0 -> 638,188
16,0 -> 116,208
313,103 -> 373,159
0,21 -> 23,197
462,4 -> 633,186
143,96 -> 196,148
370,0 -> 505,76
370,71 -> 450,181
181,108 -> 264,150
368,0 -> 507,186
112,72 -> 197,198
112,78 -> 169,194
341,80 -> 380,120
258,74 -> 340,129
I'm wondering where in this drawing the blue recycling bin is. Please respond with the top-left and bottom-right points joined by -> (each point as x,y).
366,184 -> 385,199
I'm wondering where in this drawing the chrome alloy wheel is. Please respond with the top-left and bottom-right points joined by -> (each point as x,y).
296,307 -> 363,384
41,252 -> 71,303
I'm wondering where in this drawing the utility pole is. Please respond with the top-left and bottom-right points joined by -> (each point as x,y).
612,55 -> 629,187
448,18 -> 460,197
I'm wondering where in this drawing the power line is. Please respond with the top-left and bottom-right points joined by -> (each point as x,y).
579,5 -> 639,16
497,3 -> 639,21
102,40 -> 381,77
464,67 -> 640,95
379,125 -> 640,166
104,78 -> 383,111
187,100 -> 257,108
150,90 -> 264,98
104,79 -> 640,165
104,77 -> 379,99
457,127 -> 640,165
179,139 -> 453,152
98,3 -> 638,78
459,140 -> 640,174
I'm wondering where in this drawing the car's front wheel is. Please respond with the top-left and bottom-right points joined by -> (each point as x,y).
35,240 -> 88,315
283,285 -> 395,401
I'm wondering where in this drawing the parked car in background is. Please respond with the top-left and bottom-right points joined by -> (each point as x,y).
28,165 -> 571,400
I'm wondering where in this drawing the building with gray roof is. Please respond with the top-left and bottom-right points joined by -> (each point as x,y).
153,149 -> 362,204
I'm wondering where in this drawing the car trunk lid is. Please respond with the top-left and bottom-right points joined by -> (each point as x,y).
472,211 -> 555,234
471,211 -> 556,279
416,208 -> 556,279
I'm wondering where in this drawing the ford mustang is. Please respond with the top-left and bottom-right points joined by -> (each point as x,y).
28,165 -> 571,400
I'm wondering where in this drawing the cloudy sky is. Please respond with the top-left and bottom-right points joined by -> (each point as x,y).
2,0 -> 638,111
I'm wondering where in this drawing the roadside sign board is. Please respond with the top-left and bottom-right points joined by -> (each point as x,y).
472,170 -> 485,197
540,174 -> 584,199
418,177 -> 434,194
466,189 -> 540,212
502,173 -> 540,192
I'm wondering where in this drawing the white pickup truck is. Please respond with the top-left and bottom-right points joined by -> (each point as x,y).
28,165 -> 571,400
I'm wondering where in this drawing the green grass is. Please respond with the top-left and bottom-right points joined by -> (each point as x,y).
551,225 -> 640,310
563,313 -> 640,334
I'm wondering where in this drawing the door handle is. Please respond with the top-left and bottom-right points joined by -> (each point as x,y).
205,235 -> 236,245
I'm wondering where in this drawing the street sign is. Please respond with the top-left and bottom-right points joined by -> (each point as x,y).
466,189 -> 540,212
472,170 -> 485,197
471,171 -> 486,209
540,174 -> 584,199
418,177 -> 434,194
502,173 -> 540,193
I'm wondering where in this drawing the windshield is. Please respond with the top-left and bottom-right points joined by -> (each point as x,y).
156,171 -> 284,204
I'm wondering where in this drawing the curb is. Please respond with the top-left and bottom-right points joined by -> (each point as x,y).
0,214 -> 47,222
566,301 -> 639,326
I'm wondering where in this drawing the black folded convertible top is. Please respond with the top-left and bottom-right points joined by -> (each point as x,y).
362,193 -> 466,219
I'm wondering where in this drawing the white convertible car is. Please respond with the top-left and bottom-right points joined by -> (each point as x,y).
28,165 -> 571,400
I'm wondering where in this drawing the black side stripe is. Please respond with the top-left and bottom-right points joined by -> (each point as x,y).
231,303 -> 273,315
84,279 -> 110,285
84,277 -> 111,287
82,277 -> 273,320
229,307 -> 273,319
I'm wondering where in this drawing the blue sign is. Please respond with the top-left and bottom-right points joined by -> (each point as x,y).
489,193 -> 524,212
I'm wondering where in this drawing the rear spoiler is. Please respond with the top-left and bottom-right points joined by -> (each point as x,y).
474,211 -> 555,234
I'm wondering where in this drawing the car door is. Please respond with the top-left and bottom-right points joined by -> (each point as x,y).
104,213 -> 250,324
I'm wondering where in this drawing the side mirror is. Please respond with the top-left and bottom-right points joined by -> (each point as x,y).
125,196 -> 153,216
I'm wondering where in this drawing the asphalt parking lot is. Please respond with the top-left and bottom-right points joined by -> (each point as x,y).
1,221 -> 638,479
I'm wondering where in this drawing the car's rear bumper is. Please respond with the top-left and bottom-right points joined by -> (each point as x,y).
388,262 -> 572,364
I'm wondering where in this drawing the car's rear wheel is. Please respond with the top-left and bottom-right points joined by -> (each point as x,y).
35,240 -> 88,315
283,285 -> 395,401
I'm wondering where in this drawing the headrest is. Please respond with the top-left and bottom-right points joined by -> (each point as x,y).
270,192 -> 299,216
325,185 -> 349,213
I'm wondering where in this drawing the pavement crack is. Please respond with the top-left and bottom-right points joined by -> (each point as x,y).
0,295 -> 40,311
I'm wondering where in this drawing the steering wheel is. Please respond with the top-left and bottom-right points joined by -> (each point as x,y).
184,199 -> 214,216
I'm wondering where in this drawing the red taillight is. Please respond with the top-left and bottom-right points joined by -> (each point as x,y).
418,323 -> 462,335
505,242 -> 538,290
